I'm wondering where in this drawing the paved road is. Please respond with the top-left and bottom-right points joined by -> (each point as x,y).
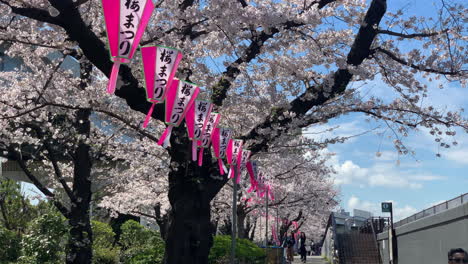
292,255 -> 328,264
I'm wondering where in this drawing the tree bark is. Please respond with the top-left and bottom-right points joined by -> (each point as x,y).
66,109 -> 93,264
163,126 -> 227,264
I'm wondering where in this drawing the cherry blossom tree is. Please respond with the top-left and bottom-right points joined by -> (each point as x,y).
211,143 -> 338,243
0,0 -> 467,263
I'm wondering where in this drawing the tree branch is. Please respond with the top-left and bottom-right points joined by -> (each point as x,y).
377,29 -> 446,38
374,47 -> 463,76
242,0 -> 387,153
9,148 -> 70,217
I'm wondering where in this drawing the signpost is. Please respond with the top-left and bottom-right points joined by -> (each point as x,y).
382,202 -> 397,264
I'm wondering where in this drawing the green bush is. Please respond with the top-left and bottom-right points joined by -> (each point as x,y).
209,235 -> 265,264
92,220 -> 120,264
0,226 -> 21,263
119,220 -> 165,264
19,210 -> 68,264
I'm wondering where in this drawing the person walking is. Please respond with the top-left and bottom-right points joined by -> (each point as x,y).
308,240 -> 314,256
284,231 -> 295,263
298,232 -> 307,263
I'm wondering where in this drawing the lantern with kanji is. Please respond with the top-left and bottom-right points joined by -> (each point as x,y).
185,101 -> 213,160
101,0 -> 155,94
141,45 -> 183,127
212,127 -> 233,175
226,139 -> 243,182
197,112 -> 220,166
157,79 -> 200,148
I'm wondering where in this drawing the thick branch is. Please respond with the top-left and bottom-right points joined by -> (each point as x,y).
0,1 -> 61,25
243,0 -> 387,153
9,149 -> 70,217
210,1 -> 336,107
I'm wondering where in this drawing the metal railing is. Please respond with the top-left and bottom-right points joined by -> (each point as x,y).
360,217 -> 390,234
394,193 -> 468,228
360,217 -> 389,264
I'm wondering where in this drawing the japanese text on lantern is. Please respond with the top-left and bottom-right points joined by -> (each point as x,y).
170,82 -> 195,124
201,113 -> 219,147
194,101 -> 211,139
119,0 -> 145,57
251,161 -> 258,179
231,140 -> 242,164
241,150 -> 251,167
154,47 -> 177,101
219,129 -> 232,158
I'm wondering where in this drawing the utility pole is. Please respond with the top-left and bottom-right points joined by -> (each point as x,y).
231,168 -> 238,264
265,188 -> 269,247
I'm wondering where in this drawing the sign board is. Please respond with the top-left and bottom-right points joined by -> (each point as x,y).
382,202 -> 392,213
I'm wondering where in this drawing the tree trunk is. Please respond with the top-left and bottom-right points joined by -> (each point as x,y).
163,126 -> 227,264
66,109 -> 93,264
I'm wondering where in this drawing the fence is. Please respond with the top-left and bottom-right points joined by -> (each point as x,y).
393,193 -> 468,228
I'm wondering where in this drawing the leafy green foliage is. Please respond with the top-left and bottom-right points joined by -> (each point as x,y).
0,179 -> 36,233
119,220 -> 165,264
208,235 -> 265,264
92,220 -> 120,264
0,226 -> 21,263
19,206 -> 68,264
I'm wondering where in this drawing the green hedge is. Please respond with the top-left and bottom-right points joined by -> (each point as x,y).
209,235 -> 265,264
119,220 -> 165,264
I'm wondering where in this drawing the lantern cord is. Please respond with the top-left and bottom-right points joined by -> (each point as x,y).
107,62 -> 121,94
142,103 -> 156,128
157,125 -> 173,148
198,148 -> 204,166
192,141 -> 198,161
218,159 -> 226,175
235,168 -> 241,184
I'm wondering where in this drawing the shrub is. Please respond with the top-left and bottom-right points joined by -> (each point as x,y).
92,220 -> 120,264
19,211 -> 68,264
119,220 -> 165,264
209,235 -> 265,264
0,226 -> 21,263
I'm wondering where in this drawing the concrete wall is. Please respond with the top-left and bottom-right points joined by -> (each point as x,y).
377,202 -> 468,264
321,225 -> 335,263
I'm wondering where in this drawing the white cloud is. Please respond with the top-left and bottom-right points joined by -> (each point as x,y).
346,195 -> 418,221
326,151 -> 445,189
444,149 -> 468,165
393,205 -> 418,221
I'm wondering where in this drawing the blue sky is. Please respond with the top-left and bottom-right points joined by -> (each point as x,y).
305,75 -> 468,221
300,0 -> 468,221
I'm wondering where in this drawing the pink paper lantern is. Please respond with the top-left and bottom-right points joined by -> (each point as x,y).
185,101 -> 213,161
197,112 -> 221,166
101,0 -> 155,94
235,149 -> 251,183
141,45 -> 183,127
226,139 -> 243,182
212,127 -> 233,175
246,160 -> 259,192
157,79 -> 200,148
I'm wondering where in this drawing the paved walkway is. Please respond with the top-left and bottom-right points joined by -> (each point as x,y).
292,255 -> 328,264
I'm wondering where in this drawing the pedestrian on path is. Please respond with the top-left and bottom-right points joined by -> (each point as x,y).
283,231 -> 295,263
298,232 -> 307,263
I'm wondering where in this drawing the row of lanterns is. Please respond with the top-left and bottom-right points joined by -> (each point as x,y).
101,0 -> 273,198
